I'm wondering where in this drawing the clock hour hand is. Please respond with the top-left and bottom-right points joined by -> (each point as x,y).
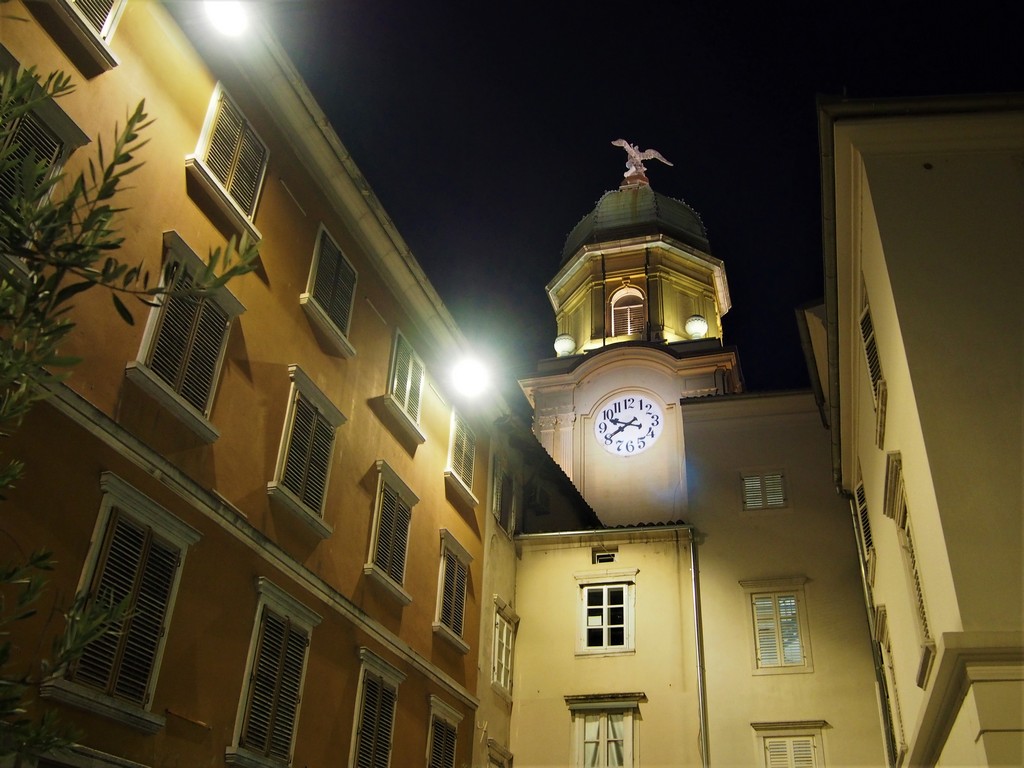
608,417 -> 641,438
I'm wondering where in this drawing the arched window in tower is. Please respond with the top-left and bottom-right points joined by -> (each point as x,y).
610,286 -> 646,337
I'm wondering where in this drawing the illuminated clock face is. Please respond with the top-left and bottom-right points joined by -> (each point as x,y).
593,393 -> 664,456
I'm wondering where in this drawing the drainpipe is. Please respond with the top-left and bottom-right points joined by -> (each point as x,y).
690,532 -> 710,767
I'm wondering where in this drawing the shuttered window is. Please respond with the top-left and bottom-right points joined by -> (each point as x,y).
146,264 -> 232,415
610,286 -> 645,337
202,89 -> 267,218
389,332 -> 424,424
429,716 -> 458,768
281,391 -> 335,515
438,549 -> 468,637
859,303 -> 883,402
742,472 -> 787,510
492,611 -> 515,693
448,412 -> 476,489
71,509 -> 179,705
354,671 -> 397,768
0,108 -> 64,208
239,609 -> 309,762
764,736 -> 817,768
70,0 -> 125,38
752,592 -> 804,668
373,482 -> 412,584
491,460 -> 514,533
309,227 -> 357,337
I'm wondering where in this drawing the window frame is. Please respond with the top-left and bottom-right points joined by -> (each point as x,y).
445,409 -> 478,508
751,721 -> 828,768
363,460 -> 418,605
31,0 -> 128,73
381,330 -> 426,445
349,648 -> 405,768
267,365 -> 346,539
39,472 -> 200,734
433,529 -> 473,654
226,578 -> 322,768
125,231 -> 245,443
427,696 -> 462,768
185,84 -> 267,242
491,596 -> 518,698
741,577 -> 813,675
565,693 -> 645,768
490,455 -> 516,535
300,223 -> 358,358
741,470 -> 788,510
574,568 -> 638,656
609,284 -> 646,338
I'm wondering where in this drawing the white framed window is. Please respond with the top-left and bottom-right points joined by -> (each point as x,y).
186,84 -> 267,241
381,330 -> 426,444
22,0 -> 126,73
898,516 -> 936,688
486,739 -> 513,768
883,452 -> 907,528
491,596 -> 518,697
40,472 -> 199,734
859,299 -> 883,403
575,569 -> 638,655
741,577 -> 812,674
873,606 -> 908,765
300,224 -> 357,358
267,365 -> 346,539
125,231 -> 244,443
227,578 -> 321,768
852,477 -> 876,585
350,648 -> 404,768
610,285 -> 645,337
752,721 -> 827,768
742,471 -> 787,510
566,693 -> 644,768
433,529 -> 472,654
363,460 -> 417,605
491,455 -> 515,534
444,410 -> 478,508
428,696 -> 462,768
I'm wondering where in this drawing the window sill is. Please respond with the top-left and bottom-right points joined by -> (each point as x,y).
575,646 -> 635,658
40,743 -> 153,768
490,680 -> 513,704
184,155 -> 262,243
125,361 -> 219,443
432,621 -> 470,655
915,640 -> 936,689
752,662 -> 814,676
380,393 -> 426,445
267,482 -> 333,539
225,746 -> 285,768
299,294 -> 357,358
363,563 -> 412,605
39,677 -> 164,734
29,0 -> 119,75
444,470 -> 479,510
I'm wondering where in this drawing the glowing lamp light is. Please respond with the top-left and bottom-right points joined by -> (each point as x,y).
553,333 -> 577,357
205,1 -> 249,37
451,357 -> 491,398
685,314 -> 709,339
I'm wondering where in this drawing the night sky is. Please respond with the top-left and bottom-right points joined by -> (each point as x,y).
266,1 -> 1024,403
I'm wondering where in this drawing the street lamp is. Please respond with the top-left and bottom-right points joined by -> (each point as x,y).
204,1 -> 249,36
450,357 -> 491,399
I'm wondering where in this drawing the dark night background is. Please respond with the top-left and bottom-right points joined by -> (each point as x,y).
266,1 -> 1024,400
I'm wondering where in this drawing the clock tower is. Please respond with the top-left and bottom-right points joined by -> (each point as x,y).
519,155 -> 742,525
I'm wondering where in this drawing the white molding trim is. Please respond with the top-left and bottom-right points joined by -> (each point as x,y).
564,692 -> 647,711
430,694 -> 464,726
256,576 -> 322,629
40,381 -> 479,709
375,459 -> 419,506
288,364 -> 347,427
124,362 -> 220,443
380,392 -> 427,445
99,471 -> 201,547
440,528 -> 473,564
300,293 -> 357,358
574,567 -> 639,586
444,469 -> 479,509
363,562 -> 413,605
266,481 -> 333,539
184,154 -> 263,243
359,647 -> 406,688
36,0 -> 122,72
432,620 -> 470,655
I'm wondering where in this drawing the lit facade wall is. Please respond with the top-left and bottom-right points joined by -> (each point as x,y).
1,2 -> 495,765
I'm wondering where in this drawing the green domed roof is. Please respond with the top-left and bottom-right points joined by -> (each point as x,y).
561,183 -> 710,265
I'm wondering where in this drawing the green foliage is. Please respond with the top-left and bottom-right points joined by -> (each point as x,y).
0,63 -> 259,759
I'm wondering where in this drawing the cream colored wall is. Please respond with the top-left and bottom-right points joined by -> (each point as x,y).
683,393 -> 886,767
511,531 -> 701,768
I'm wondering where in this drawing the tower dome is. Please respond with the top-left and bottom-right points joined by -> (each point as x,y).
560,183 -> 710,265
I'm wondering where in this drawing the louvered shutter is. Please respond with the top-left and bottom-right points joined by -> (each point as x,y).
0,110 -> 64,207
281,392 -> 335,514
204,93 -> 267,217
148,266 -> 230,414
73,0 -> 117,36
791,736 -> 816,768
440,551 -> 467,636
241,609 -> 308,760
854,482 -> 873,553
778,595 -> 803,665
391,335 -> 423,423
311,232 -> 356,335
450,415 -> 475,487
375,484 -> 411,583
742,475 -> 764,509
764,473 -> 786,507
355,673 -> 397,768
859,305 -> 882,399
429,717 -> 457,768
903,525 -> 931,639
753,594 -> 780,667
73,510 -> 179,705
